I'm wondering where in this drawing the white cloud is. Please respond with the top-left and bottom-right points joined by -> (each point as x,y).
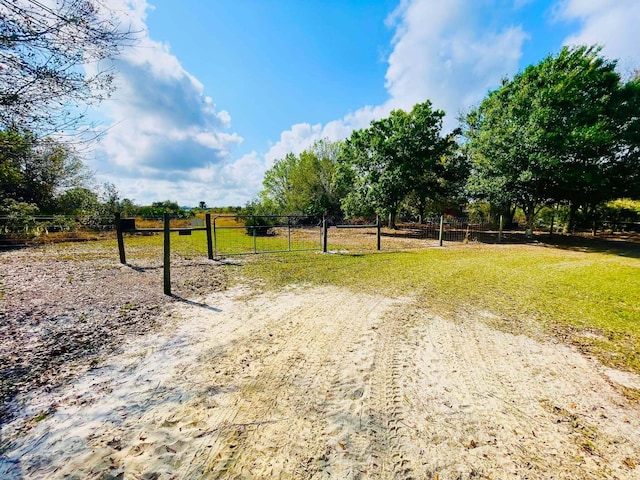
555,0 -> 640,78
263,0 -> 527,166
88,0 -> 244,204
384,0 -> 526,130
90,0 -> 529,206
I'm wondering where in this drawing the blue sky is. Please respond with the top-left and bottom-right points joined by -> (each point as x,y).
89,0 -> 640,207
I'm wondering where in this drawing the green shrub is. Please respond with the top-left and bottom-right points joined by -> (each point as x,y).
0,199 -> 44,236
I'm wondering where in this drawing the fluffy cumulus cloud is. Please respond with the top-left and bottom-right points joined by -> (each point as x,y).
92,0 -> 640,206
555,0 -> 640,78
263,0 -> 527,167
88,0 -> 251,205
384,0 -> 526,129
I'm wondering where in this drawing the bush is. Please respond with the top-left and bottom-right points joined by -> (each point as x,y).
0,200 -> 44,236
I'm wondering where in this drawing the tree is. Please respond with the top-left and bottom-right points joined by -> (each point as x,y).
341,101 -> 455,228
465,46 -> 640,232
0,0 -> 136,133
138,200 -> 192,219
0,129 -> 88,211
259,139 -> 347,216
55,186 -> 99,217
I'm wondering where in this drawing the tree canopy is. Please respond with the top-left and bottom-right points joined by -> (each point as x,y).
465,46 -> 640,231
0,129 -> 87,211
259,139 -> 348,216
341,101 -> 460,227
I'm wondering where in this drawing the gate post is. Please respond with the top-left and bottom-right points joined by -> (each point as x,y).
376,215 -> 381,251
163,213 -> 171,295
322,215 -> 328,253
213,216 -> 217,257
115,212 -> 126,264
205,213 -> 213,260
439,215 -> 444,247
253,216 -> 257,254
498,215 -> 504,244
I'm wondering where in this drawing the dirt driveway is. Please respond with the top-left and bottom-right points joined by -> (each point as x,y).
2,279 -> 640,479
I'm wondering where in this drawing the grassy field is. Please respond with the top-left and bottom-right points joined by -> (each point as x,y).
110,230 -> 640,376
240,244 -> 640,376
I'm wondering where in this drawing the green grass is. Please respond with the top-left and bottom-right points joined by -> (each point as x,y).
239,244 -> 640,373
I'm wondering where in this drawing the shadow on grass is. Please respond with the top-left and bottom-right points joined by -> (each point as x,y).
485,232 -> 640,259
385,227 -> 640,259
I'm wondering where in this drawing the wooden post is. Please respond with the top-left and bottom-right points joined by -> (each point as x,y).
115,212 -> 126,264
322,215 -> 328,253
438,215 -> 444,247
163,213 -> 171,295
498,215 -> 504,244
288,216 -> 292,251
205,213 -> 213,260
376,215 -> 381,251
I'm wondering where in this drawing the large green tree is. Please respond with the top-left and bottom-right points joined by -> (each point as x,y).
341,101 -> 457,228
259,139 -> 347,216
465,46 -> 640,232
0,129 -> 87,211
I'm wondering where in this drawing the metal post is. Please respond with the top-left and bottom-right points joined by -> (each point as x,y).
115,212 -> 126,264
322,215 -> 328,253
253,216 -> 257,254
213,217 -> 217,257
163,213 -> 171,295
438,215 -> 444,247
498,215 -> 504,244
205,213 -> 213,260
376,215 -> 381,251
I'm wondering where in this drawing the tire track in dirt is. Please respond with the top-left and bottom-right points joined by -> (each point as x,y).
403,312 -> 640,479
364,311 -> 419,479
175,287 -> 402,479
3,286 -> 640,479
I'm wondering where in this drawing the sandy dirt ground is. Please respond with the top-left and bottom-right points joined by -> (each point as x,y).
2,284 -> 640,479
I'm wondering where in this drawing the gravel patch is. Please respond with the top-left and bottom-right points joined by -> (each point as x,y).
0,241 -> 229,424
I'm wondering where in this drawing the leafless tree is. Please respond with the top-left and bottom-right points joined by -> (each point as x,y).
0,0 -> 138,135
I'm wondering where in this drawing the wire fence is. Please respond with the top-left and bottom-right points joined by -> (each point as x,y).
212,215 -> 323,255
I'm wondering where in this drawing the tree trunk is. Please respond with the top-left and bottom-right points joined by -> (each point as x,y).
566,201 -> 578,233
524,204 -> 535,239
417,203 -> 425,225
388,209 -> 397,229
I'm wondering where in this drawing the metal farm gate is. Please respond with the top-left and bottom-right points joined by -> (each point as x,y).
212,215 -> 323,256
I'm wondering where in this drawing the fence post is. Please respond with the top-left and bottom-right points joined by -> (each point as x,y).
498,215 -> 504,244
253,216 -> 257,254
115,212 -> 126,265
288,216 -> 292,251
439,215 -> 444,246
322,215 -> 328,253
205,213 -> 213,260
213,216 -> 217,257
376,215 -> 381,251
163,213 -> 171,296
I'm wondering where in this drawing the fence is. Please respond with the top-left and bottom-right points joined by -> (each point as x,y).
114,213 -> 508,295
212,215 -> 323,255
